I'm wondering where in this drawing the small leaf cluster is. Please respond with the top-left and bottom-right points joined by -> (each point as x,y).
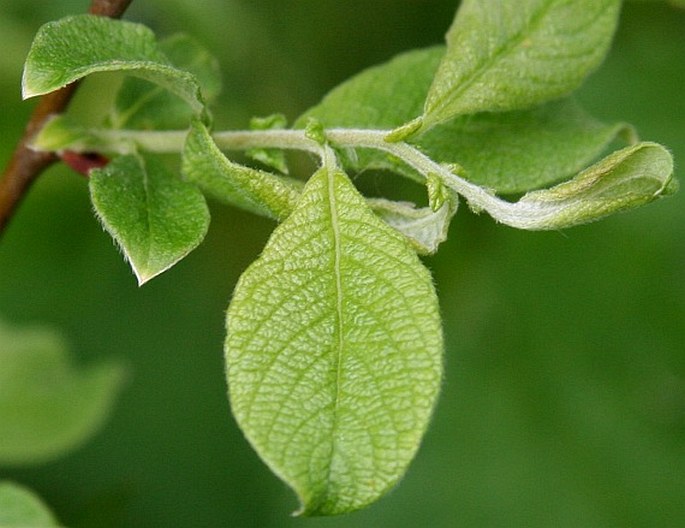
19,0 -> 677,516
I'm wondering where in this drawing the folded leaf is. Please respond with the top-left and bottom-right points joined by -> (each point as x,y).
226,165 -> 443,515
0,482 -> 59,527
0,320 -> 125,465
510,142 -> 676,229
90,154 -> 210,284
452,142 -> 676,230
415,0 -> 622,133
182,119 -> 302,220
22,15 -> 208,120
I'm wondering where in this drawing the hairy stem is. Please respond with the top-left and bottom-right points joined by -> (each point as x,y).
0,0 -> 134,235
50,126 -> 545,227
30,126 -> 673,231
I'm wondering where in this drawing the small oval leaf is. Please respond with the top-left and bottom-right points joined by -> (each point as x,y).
90,154 -> 210,285
226,166 -> 443,515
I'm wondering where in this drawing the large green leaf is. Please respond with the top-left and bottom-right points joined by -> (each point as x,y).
109,34 -> 221,130
0,482 -> 59,527
226,165 -> 443,515
90,154 -> 210,285
415,0 -> 622,133
297,47 -> 632,193
22,15 -> 208,120
0,320 -> 125,465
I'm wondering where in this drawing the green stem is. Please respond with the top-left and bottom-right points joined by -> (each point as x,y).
42,126 -> 672,231
37,126 -> 549,226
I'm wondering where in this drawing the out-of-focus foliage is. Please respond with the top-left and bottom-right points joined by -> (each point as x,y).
0,1 -> 683,527
0,320 -> 125,465
0,481 -> 59,527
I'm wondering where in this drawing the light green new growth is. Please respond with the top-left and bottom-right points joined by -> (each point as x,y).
226,164 -> 443,515
22,15 -> 209,121
415,0 -> 622,133
0,320 -> 125,465
90,154 -> 210,285
0,482 -> 59,527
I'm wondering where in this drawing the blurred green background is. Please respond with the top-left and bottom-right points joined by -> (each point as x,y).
1,1 -> 683,526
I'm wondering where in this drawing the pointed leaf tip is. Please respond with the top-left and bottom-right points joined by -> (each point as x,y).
90,154 -> 210,285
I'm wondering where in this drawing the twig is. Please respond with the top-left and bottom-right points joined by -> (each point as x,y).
0,0 -> 134,235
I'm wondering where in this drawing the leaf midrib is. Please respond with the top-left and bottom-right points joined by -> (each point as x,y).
326,168 -> 345,495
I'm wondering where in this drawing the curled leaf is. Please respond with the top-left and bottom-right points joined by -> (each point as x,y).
368,195 -> 458,255
182,119 -> 302,220
439,142 -> 676,230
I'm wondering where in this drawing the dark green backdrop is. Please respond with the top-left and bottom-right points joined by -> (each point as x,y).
1,1 -> 683,526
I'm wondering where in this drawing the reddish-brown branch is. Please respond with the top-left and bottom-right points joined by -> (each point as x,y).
0,0 -> 134,234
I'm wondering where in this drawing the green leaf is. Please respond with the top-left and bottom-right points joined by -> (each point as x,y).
22,15 -> 208,120
296,47 -> 443,132
296,47 -> 442,181
297,47 -> 633,194
182,119 -> 302,220
226,165 -> 443,515
90,154 -> 210,285
109,34 -> 221,130
0,482 -> 59,527
0,320 -> 125,465
415,0 -> 622,133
